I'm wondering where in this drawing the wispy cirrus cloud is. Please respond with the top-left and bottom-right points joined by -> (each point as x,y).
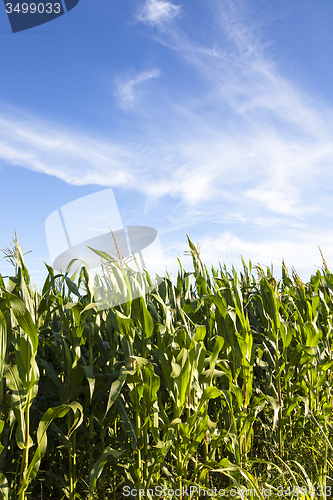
136,0 -> 333,218
114,69 -> 162,110
2,0 -> 333,279
2,0 -> 333,224
0,112 -> 137,186
135,0 -> 181,27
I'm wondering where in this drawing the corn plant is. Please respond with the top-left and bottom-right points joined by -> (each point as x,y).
1,233 -> 333,499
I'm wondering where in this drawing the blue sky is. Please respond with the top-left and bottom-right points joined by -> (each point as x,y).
1,0 -> 333,288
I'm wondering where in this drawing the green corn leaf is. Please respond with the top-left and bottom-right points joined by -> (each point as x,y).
65,277 -> 81,298
297,395 -> 309,419
0,473 -> 9,500
61,338 -> 72,378
114,310 -> 135,342
266,395 -> 280,431
39,359 -> 61,389
4,291 -> 38,352
4,363 -> 27,449
64,302 -> 78,311
142,364 -> 160,406
104,368 -> 127,420
304,322 -> 319,347
195,386 -> 222,416
175,348 -> 190,407
129,356 -> 150,370
170,362 -> 181,378
82,365 -> 96,402
0,311 -> 6,382
194,325 -> 206,341
116,396 -> 137,450
132,296 -> 154,338
16,268 -> 33,317
18,402 -> 83,495
209,336 -> 224,372
141,299 -> 154,338
87,246 -> 113,262
65,258 -> 81,275
205,295 -> 227,317
80,302 -> 99,313
89,446 -> 124,496
15,332 -> 34,385
106,263 -> 133,305
320,360 -> 333,371
0,420 -> 4,455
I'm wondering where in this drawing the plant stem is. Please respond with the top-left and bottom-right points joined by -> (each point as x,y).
89,323 -> 94,473
68,414 -> 74,500
18,393 -> 31,500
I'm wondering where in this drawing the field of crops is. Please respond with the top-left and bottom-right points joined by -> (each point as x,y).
1,235 -> 333,500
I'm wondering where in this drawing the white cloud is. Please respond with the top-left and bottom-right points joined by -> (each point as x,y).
187,229 -> 333,281
2,0 -> 332,222
0,113 -> 137,186
115,69 -> 161,110
2,0 -> 333,282
136,0 -> 181,27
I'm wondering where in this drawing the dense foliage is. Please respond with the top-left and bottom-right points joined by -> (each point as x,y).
1,235 -> 333,499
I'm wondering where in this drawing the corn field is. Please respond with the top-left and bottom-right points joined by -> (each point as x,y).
1,234 -> 333,500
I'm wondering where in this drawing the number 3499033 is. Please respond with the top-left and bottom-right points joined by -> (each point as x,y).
5,3 -> 61,14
